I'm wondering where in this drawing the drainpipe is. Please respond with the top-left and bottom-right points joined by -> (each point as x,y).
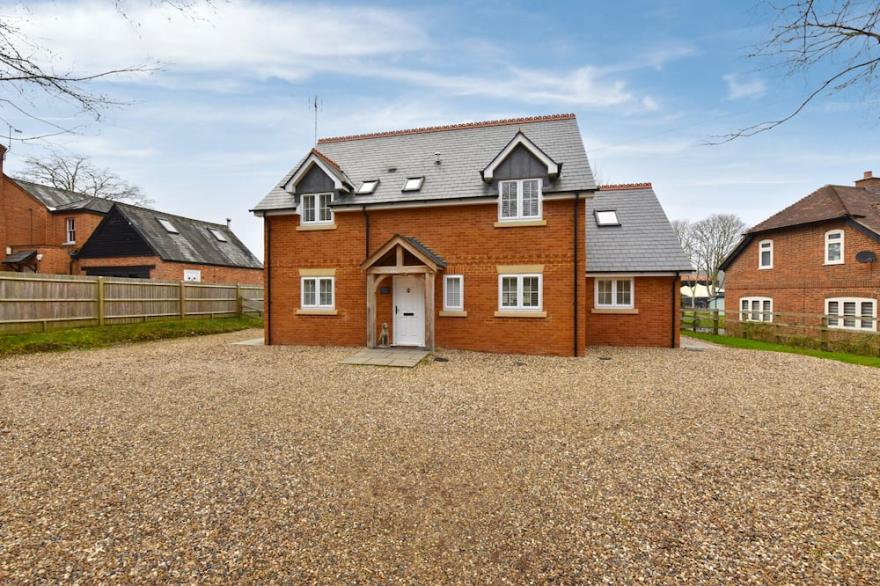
362,205 -> 370,260
265,216 -> 272,345
572,192 -> 580,357
671,271 -> 679,348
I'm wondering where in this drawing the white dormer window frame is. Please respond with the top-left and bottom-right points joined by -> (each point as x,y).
482,132 -> 559,182
300,192 -> 334,225
824,229 -> 844,265
758,239 -> 773,269
284,154 -> 346,193
498,178 -> 543,221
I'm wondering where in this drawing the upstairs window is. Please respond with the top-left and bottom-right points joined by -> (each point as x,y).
402,177 -> 424,192
499,178 -> 541,221
740,297 -> 773,322
209,228 -> 228,242
301,193 -> 333,224
825,230 -> 844,265
358,180 -> 379,194
758,239 -> 773,269
595,278 -> 633,308
65,218 -> 76,244
157,218 -> 178,234
826,298 -> 876,331
594,210 -> 620,227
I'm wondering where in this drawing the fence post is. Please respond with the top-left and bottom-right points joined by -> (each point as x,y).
179,281 -> 186,319
97,277 -> 105,327
820,316 -> 829,351
713,310 -> 720,335
692,310 -> 698,333
236,283 -> 243,316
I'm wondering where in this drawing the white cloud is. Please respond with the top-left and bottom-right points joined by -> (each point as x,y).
722,73 -> 766,100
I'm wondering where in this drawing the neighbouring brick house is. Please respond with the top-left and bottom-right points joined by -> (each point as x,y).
1,146 -> 262,283
252,114 -> 691,356
721,172 -> 880,334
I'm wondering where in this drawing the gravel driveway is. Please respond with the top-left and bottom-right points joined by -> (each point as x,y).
1,330 -> 878,583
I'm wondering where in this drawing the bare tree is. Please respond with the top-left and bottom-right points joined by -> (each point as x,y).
672,219 -> 699,306
20,151 -> 151,205
0,1 -> 211,143
690,214 -> 748,299
716,0 -> 880,142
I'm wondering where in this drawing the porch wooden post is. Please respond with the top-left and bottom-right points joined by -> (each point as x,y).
424,271 -> 435,351
366,273 -> 376,348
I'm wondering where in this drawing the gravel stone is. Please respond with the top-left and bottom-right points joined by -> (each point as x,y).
1,329 -> 878,583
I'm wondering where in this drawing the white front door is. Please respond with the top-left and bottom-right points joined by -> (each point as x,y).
393,274 -> 425,347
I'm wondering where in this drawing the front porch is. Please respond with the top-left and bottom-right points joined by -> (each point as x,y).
362,234 -> 447,351
340,347 -> 431,367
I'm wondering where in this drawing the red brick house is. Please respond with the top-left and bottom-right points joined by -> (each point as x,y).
721,172 -> 880,333
252,114 -> 692,356
1,146 -> 262,283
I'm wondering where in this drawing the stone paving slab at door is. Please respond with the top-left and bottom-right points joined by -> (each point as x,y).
341,348 -> 430,368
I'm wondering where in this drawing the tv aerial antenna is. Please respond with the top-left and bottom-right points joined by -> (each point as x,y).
310,96 -> 322,145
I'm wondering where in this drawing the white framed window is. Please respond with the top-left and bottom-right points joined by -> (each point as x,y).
594,210 -> 620,227
301,276 -> 334,309
826,297 -> 876,331
594,278 -> 634,308
739,296 -> 773,322
498,274 -> 542,310
209,228 -> 228,242
183,269 -> 201,282
443,275 -> 464,311
65,218 -> 76,244
758,239 -> 773,269
402,177 -> 424,192
358,180 -> 379,194
157,218 -> 178,234
301,193 -> 333,224
498,178 -> 542,221
824,230 -> 844,265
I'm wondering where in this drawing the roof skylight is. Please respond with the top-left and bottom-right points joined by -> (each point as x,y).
402,177 -> 424,192
358,180 -> 379,194
209,228 -> 228,242
157,218 -> 179,233
595,210 -> 620,226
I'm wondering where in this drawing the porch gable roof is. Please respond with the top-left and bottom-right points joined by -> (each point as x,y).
361,234 -> 447,272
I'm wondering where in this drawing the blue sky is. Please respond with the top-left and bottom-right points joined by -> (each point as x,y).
3,0 -> 879,259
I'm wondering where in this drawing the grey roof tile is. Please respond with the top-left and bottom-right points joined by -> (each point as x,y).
253,115 -> 596,212
586,186 -> 693,273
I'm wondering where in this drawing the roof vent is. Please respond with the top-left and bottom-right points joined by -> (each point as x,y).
387,166 -> 397,173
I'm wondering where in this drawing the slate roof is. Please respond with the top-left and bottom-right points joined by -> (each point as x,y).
585,184 -> 693,273
253,114 -> 596,212
112,203 -> 263,269
11,178 -> 109,211
748,184 -> 880,235
400,235 -> 447,269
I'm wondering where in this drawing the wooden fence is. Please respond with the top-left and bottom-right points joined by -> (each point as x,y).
0,271 -> 263,335
681,308 -> 880,356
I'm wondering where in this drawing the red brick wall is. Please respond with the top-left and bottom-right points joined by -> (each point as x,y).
585,276 -> 680,347
1,174 -> 52,252
266,198 -> 588,356
725,220 -> 880,326
75,255 -> 263,284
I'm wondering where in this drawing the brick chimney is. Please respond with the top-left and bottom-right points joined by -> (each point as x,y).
855,170 -> 880,191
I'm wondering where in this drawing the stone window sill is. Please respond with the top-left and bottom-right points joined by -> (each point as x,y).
297,223 -> 337,231
493,219 -> 547,228
591,307 -> 639,314
296,309 -> 338,316
494,310 -> 547,318
439,310 -> 467,317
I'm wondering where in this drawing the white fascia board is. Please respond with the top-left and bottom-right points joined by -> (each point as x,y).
482,132 -> 559,182
283,155 -> 345,193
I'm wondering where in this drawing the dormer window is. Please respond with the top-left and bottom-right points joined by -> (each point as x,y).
358,180 -> 379,195
402,177 -> 424,192
499,178 -> 542,221
301,193 -> 333,224
157,218 -> 179,234
595,210 -> 620,226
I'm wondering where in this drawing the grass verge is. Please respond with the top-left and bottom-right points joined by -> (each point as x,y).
0,316 -> 262,357
683,330 -> 880,368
